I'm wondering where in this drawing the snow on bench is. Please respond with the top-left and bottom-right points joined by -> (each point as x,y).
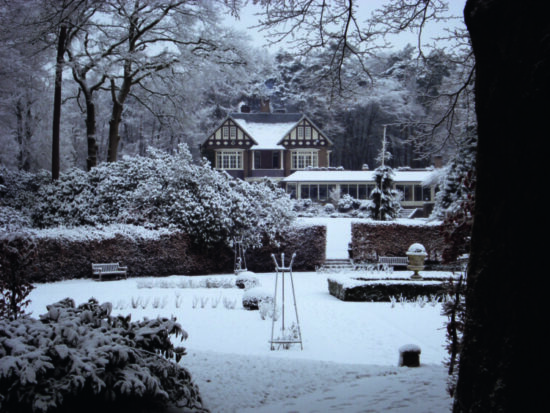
378,256 -> 409,269
92,263 -> 128,281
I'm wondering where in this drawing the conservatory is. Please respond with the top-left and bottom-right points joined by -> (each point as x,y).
282,169 -> 436,209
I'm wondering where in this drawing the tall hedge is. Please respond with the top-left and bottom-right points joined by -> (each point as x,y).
350,221 -> 445,262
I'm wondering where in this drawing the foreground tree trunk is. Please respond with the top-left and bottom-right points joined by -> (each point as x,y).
454,1 -> 548,411
51,24 -> 67,180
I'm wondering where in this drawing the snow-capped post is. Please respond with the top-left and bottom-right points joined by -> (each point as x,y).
398,344 -> 421,367
406,243 -> 427,280
270,252 -> 303,350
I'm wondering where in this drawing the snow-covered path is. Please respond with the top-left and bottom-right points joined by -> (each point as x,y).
185,351 -> 450,413
298,217 -> 352,259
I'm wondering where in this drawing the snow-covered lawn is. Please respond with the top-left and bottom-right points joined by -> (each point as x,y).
26,218 -> 453,412
28,270 -> 453,413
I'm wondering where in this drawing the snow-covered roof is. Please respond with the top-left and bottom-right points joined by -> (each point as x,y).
282,169 -> 436,184
230,113 -> 303,150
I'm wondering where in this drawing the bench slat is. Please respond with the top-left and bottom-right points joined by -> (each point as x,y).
92,263 -> 127,281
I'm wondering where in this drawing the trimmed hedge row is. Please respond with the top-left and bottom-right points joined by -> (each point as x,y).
327,277 -> 447,302
7,225 -> 325,283
350,222 -> 445,263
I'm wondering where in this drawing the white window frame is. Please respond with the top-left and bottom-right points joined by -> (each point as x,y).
216,150 -> 243,170
291,150 -> 319,169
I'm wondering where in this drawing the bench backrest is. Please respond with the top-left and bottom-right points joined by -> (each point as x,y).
379,256 -> 408,265
92,263 -> 120,271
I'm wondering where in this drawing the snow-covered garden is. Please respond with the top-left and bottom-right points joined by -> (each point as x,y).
19,217 -> 455,413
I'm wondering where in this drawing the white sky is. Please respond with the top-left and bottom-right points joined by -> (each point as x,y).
226,1 -> 467,53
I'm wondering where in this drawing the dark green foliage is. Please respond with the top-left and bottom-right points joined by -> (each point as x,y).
366,165 -> 401,220
0,231 -> 36,320
433,133 -> 477,263
0,298 -> 207,413
441,275 -> 466,398
327,277 -> 447,302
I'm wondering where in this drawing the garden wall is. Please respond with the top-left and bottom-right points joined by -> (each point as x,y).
350,221 -> 445,263
3,224 -> 325,282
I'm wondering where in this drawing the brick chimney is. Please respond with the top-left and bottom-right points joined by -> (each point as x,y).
433,155 -> 443,168
260,98 -> 271,113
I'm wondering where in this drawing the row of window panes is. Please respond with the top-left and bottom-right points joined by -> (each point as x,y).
395,185 -> 432,201
297,126 -> 312,139
222,126 -> 237,139
340,184 -> 376,200
288,183 -> 432,202
291,151 -> 318,169
216,151 -> 242,169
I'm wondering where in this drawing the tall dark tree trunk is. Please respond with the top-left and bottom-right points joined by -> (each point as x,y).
454,1 -> 549,412
84,92 -> 98,170
52,24 -> 67,180
107,97 -> 124,162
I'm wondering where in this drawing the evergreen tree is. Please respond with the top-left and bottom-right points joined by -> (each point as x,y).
366,145 -> 401,220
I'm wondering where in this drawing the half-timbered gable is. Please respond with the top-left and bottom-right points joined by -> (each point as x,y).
280,117 -> 331,149
203,117 -> 256,149
201,111 -> 333,181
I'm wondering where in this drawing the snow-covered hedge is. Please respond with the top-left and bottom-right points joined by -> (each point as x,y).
350,221 -> 445,263
0,298 -> 206,413
1,145 -> 294,249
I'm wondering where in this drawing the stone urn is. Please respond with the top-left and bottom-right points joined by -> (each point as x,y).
407,243 -> 427,280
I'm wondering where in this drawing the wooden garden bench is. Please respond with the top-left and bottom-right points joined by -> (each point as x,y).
92,263 -> 128,281
378,256 -> 409,270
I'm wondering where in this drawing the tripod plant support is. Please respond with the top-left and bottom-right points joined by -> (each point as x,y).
270,253 -> 303,350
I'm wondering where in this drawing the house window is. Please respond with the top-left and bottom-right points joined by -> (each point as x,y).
414,185 -> 432,201
254,151 -> 261,169
272,151 -> 280,168
297,126 -> 312,139
216,151 -> 242,169
222,126 -> 236,140
291,150 -> 318,169
396,184 -> 413,201
286,183 -> 297,199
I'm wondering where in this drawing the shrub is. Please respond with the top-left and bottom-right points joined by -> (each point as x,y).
242,287 -> 273,310
235,272 -> 260,289
0,298 -> 207,413
0,231 -> 36,320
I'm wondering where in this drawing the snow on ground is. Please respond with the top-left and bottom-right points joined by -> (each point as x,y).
27,218 -> 453,412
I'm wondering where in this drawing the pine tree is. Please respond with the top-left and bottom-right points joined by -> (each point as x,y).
366,141 -> 401,221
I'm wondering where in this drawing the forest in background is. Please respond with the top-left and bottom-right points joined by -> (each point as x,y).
0,0 -> 474,175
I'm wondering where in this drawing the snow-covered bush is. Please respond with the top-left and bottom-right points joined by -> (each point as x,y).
0,231 -> 36,320
235,272 -> 260,290
0,298 -> 206,413
0,167 -> 49,225
0,206 -> 32,230
12,145 -> 294,249
337,194 -> 361,212
324,203 -> 335,214
242,287 -> 273,310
